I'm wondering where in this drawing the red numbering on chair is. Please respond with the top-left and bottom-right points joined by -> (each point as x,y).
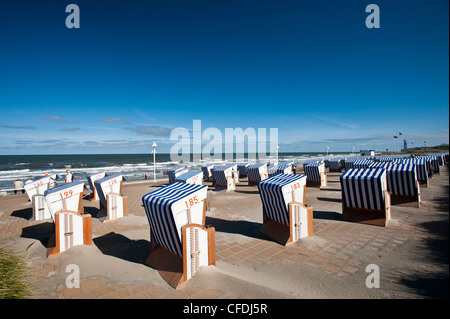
184,196 -> 199,209
59,190 -> 73,199
290,182 -> 301,191
108,179 -> 118,186
34,180 -> 44,188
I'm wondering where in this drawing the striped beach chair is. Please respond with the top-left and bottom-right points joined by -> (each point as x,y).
258,174 -> 312,245
328,158 -> 343,172
86,172 -> 106,201
175,170 -> 203,185
268,163 -> 293,177
201,164 -> 214,182
237,163 -> 250,179
352,159 -> 373,169
340,168 -> 391,227
385,163 -> 421,207
400,158 -> 428,187
142,182 -> 215,288
94,174 -> 128,222
303,162 -> 327,188
211,165 -> 235,191
44,181 -> 85,222
167,167 -> 189,184
247,163 -> 268,185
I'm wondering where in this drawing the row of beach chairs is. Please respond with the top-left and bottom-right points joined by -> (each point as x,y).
25,152 -> 447,289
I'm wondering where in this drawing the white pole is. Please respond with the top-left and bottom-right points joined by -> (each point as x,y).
152,141 -> 157,183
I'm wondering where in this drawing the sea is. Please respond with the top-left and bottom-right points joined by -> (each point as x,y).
0,152 -> 352,190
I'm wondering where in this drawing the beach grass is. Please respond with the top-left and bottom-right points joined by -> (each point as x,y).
0,247 -> 35,299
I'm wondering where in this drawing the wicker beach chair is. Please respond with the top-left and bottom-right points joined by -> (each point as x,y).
303,162 -> 327,188
237,163 -> 250,179
257,174 -> 312,245
247,163 -> 268,185
175,170 -> 203,185
86,172 -> 106,201
44,181 -> 85,222
24,176 -> 52,202
142,182 -> 215,288
340,168 -> 391,227
211,165 -> 235,191
167,166 -> 189,184
201,164 -> 214,182
94,174 -> 128,222
47,210 -> 92,257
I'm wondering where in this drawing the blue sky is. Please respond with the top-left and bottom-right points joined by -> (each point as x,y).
0,0 -> 448,155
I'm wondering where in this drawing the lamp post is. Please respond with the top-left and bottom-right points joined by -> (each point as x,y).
152,141 -> 157,183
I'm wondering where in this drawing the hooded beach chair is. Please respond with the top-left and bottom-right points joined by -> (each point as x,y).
247,163 -> 268,185
86,172 -> 106,201
24,176 -> 52,202
43,181 -> 92,256
268,162 -> 293,177
399,158 -> 428,187
328,158 -> 343,172
340,168 -> 391,227
167,166 -> 189,184
257,174 -> 312,245
303,162 -> 327,188
142,182 -> 215,288
211,165 -> 235,191
175,170 -> 203,185
385,163 -> 421,207
201,164 -> 214,182
94,173 -> 128,222
352,159 -> 373,169
44,181 -> 85,221
237,163 -> 250,179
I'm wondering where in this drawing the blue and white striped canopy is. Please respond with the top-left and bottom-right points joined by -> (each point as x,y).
368,162 -> 396,169
247,163 -> 267,182
352,159 -> 373,169
397,158 -> 428,181
237,163 -> 250,177
258,174 -> 307,225
174,170 -> 203,184
167,167 -> 189,183
142,182 -> 208,256
211,165 -> 233,186
268,163 -> 292,177
385,163 -> 418,196
303,162 -> 324,182
340,168 -> 387,211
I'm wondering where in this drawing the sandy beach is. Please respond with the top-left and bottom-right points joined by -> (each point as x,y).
0,165 -> 448,301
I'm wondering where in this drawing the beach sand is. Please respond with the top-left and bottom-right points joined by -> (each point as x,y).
0,166 -> 448,300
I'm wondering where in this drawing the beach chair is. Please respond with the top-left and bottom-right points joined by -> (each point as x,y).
44,181 -> 85,222
237,163 -> 250,180
340,168 -> 391,227
400,158 -> 428,187
142,182 -> 215,288
47,210 -> 92,257
303,162 -> 327,188
268,163 -> 293,177
32,194 -> 52,221
328,158 -> 343,172
201,164 -> 214,182
258,174 -> 312,245
167,167 -> 189,184
247,163 -> 268,185
24,176 -> 52,202
86,172 -> 106,201
352,159 -> 373,169
175,170 -> 203,185
211,165 -> 235,191
94,174 -> 128,222
385,163 -> 421,207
